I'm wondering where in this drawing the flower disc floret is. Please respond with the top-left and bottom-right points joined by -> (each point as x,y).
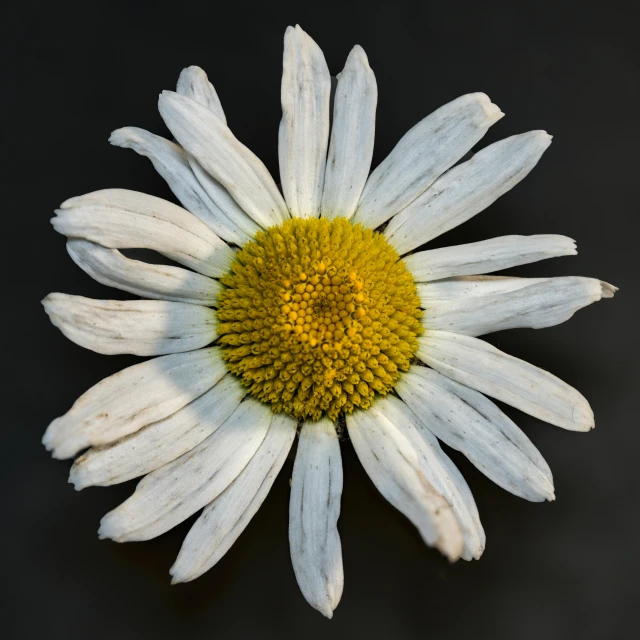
217,218 -> 422,421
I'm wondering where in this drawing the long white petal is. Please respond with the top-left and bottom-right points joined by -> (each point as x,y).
176,66 -> 226,123
174,68 -> 264,238
188,157 -> 263,237
174,67 -> 264,239
422,276 -> 617,336
67,240 -> 222,306
43,347 -> 226,459
385,131 -> 552,254
279,25 -> 331,219
418,331 -> 594,431
70,374 -> 247,489
347,409 -> 464,560
159,91 -> 289,228
419,275 -> 546,305
353,93 -> 503,228
99,398 -> 272,542
404,235 -> 576,282
43,294 -> 217,356
52,188 -> 234,278
171,413 -> 297,583
289,419 -> 343,619
372,396 -> 485,560
109,127 -> 251,245
396,366 -> 555,502
320,45 -> 376,220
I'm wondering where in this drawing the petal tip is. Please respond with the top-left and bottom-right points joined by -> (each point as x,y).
158,89 -> 177,105
475,93 -> 504,122
41,428 -> 56,452
179,65 -> 206,79
109,128 -> 131,148
600,281 -> 618,298
440,537 -> 464,563
574,402 -> 595,432
41,293 -> 56,310
534,130 -> 553,146
68,464 -> 87,491
314,603 -> 335,619
97,519 -> 114,541
346,44 -> 370,68
169,566 -> 184,585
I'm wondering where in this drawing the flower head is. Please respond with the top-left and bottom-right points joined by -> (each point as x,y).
218,217 -> 422,420
43,24 -> 615,618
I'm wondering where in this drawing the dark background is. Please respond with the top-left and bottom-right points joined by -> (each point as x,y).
3,0 -> 639,638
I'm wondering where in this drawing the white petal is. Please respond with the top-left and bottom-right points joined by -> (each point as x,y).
99,398 -> 272,542
279,25 -> 331,219
371,396 -> 485,560
43,347 -> 225,459
396,366 -> 554,501
109,127 -> 251,245
422,276 -> 617,336
188,157 -> 263,237
52,188 -> 234,278
171,412 -> 297,583
417,331 -> 594,431
385,131 -> 552,254
70,374 -> 247,489
176,66 -> 226,123
320,45 -> 377,220
347,409 -> 464,560
289,419 -> 343,619
353,93 -> 503,228
174,67 -> 263,239
43,294 -> 217,356
404,235 -> 577,282
159,91 -> 289,228
67,239 -> 222,306
419,275 -> 546,306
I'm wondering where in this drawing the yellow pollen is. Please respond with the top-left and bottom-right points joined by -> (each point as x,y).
216,217 -> 423,422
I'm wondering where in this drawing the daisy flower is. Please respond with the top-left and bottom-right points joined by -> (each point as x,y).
43,24 -> 615,618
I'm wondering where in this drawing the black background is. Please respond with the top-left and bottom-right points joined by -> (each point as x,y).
3,1 -> 639,638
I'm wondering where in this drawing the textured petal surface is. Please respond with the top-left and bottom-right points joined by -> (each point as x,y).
418,331 -> 594,431
52,189 -> 234,278
404,235 -> 576,283
422,276 -> 616,336
159,91 -> 289,227
43,347 -> 225,459
176,65 -> 226,122
289,419 -> 343,619
373,396 -> 485,560
109,127 -> 250,245
43,294 -> 217,356
188,157 -> 262,238
67,239 -> 222,306
70,374 -> 246,489
320,45 -> 377,220
419,275 -> 545,305
174,66 -> 264,239
385,131 -> 552,254
279,25 -> 331,218
171,413 -> 297,583
397,366 -> 555,501
347,409 -> 464,560
99,398 -> 272,542
353,93 -> 503,228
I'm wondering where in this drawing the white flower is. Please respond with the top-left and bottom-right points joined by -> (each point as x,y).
43,24 -> 615,619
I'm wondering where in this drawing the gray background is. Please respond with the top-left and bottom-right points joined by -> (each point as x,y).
3,0 -> 638,637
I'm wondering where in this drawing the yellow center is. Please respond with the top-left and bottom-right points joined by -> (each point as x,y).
217,218 -> 422,421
